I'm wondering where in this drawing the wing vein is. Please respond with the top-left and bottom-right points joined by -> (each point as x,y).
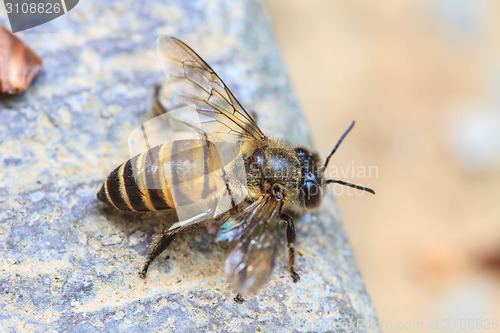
157,36 -> 266,143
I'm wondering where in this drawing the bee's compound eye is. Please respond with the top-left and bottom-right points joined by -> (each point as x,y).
304,181 -> 322,209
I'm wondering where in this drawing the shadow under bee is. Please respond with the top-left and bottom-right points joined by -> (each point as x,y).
95,200 -> 225,277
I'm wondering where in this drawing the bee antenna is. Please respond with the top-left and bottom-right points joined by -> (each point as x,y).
323,120 -> 355,169
325,179 -> 375,194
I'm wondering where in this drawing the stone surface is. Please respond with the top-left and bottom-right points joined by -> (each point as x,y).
0,0 -> 380,331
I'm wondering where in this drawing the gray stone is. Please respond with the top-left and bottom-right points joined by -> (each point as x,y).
0,0 -> 380,331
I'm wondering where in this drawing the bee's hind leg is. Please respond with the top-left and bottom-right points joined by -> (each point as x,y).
152,84 -> 168,116
249,110 -> 258,125
282,214 -> 301,283
139,224 -> 197,278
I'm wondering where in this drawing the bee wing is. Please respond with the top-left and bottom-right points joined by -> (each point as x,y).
216,195 -> 283,297
156,36 -> 265,143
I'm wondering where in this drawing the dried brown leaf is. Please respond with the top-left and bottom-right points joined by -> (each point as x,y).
0,26 -> 42,94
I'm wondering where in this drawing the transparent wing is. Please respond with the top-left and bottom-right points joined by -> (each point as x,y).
216,195 -> 283,297
156,36 -> 265,143
127,108 -> 249,223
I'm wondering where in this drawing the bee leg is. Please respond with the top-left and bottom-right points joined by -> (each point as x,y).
139,225 -> 194,278
282,214 -> 301,283
153,84 -> 168,115
152,84 -> 184,116
234,294 -> 245,303
249,110 -> 258,124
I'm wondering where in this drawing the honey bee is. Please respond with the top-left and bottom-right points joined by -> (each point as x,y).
97,36 -> 374,302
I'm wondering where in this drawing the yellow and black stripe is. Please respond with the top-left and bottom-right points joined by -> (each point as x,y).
97,144 -> 175,212
97,139 -> 226,212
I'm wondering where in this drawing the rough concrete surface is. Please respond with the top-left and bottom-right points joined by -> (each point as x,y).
0,0 -> 380,331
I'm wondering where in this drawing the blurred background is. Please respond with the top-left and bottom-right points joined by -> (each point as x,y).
266,0 -> 500,331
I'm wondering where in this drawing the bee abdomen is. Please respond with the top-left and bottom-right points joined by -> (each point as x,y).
97,145 -> 174,212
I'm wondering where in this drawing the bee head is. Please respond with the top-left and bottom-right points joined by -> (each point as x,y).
295,147 -> 324,209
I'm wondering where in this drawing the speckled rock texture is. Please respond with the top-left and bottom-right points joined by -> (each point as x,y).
0,0 -> 380,331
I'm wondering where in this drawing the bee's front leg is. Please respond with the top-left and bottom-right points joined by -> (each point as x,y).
234,294 -> 245,303
281,214 -> 301,283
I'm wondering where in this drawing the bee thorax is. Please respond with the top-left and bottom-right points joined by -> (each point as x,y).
246,141 -> 302,202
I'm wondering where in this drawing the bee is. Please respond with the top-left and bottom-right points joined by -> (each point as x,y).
97,36 -> 374,302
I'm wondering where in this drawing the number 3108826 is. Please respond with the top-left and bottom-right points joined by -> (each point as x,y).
5,2 -> 62,14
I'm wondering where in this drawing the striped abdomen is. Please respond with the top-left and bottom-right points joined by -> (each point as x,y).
97,139 -> 226,212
